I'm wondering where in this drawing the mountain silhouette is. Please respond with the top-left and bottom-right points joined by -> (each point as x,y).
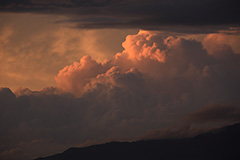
35,123 -> 240,160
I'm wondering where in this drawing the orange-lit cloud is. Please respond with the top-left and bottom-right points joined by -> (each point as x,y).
120,30 -> 166,62
55,30 -> 215,97
203,33 -> 240,56
55,56 -> 106,96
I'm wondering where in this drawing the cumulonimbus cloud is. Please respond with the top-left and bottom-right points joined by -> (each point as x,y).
1,30 -> 240,160
55,30 -> 240,102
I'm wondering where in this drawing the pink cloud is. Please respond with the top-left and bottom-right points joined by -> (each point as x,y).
55,55 -> 106,96
121,30 -> 167,62
55,30 -> 240,107
203,33 -> 234,57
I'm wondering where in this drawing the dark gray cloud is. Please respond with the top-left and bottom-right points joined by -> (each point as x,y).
0,0 -> 239,33
185,104 -> 240,123
141,104 -> 240,140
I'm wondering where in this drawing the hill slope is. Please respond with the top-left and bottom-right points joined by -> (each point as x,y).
36,123 -> 240,160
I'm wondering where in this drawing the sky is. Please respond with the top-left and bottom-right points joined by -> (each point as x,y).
0,0 -> 240,160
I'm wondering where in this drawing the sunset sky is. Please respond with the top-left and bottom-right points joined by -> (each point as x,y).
1,0 -> 240,160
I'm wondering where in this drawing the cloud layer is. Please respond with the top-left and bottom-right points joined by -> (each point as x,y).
1,30 -> 240,160
1,0 -> 240,33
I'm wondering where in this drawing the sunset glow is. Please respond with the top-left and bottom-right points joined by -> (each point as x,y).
1,1 -> 240,160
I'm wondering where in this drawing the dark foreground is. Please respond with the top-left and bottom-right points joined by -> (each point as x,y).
36,123 -> 240,160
